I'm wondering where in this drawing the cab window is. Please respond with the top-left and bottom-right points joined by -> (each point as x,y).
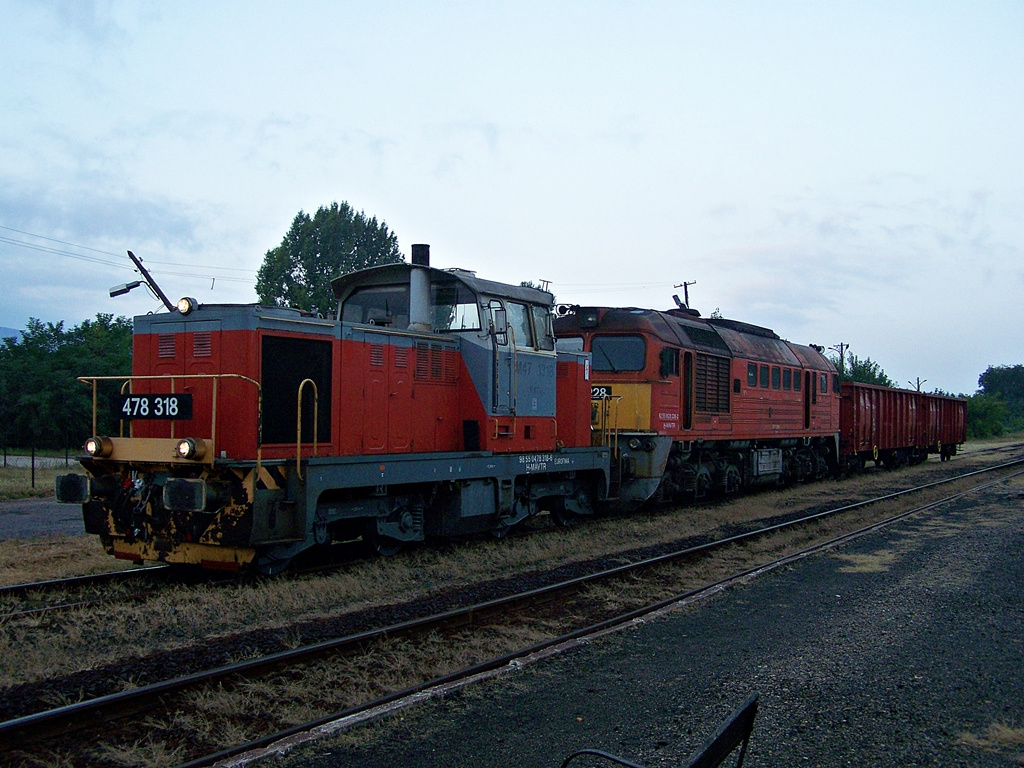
505,302 -> 534,349
431,283 -> 480,331
591,335 -> 646,372
531,305 -> 555,351
342,285 -> 410,327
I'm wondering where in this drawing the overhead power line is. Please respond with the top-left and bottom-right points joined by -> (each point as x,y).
0,224 -> 256,283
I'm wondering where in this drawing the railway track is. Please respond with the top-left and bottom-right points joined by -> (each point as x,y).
2,455 -> 1022,767
0,565 -> 170,619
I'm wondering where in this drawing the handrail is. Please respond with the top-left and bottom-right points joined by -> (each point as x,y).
593,395 -> 623,456
296,378 -> 319,481
77,374 -> 263,478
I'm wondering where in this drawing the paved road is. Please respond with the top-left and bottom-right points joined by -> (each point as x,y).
0,497 -> 85,539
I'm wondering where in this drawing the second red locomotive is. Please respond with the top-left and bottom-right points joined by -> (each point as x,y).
553,304 -> 842,505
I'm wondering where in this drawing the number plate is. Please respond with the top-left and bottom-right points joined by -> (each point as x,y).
114,394 -> 193,420
591,385 -> 614,399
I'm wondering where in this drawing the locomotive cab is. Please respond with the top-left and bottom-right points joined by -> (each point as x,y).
330,244 -> 563,454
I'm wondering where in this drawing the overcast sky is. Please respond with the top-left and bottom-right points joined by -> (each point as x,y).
2,1 -> 1021,395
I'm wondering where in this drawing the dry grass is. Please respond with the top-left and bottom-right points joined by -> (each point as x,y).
0,537 -> 134,587
832,550 -> 899,573
958,721 -> 1024,763
0,464 -> 63,500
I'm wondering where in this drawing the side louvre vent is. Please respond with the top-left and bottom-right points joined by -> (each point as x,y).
370,344 -> 385,367
193,331 -> 212,358
158,334 -> 176,359
695,354 -> 731,413
415,342 -> 458,383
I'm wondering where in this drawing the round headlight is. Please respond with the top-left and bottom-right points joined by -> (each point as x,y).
175,438 -> 207,460
84,436 -> 114,458
176,297 -> 199,315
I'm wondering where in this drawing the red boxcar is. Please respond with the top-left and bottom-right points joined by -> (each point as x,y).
840,382 -> 966,470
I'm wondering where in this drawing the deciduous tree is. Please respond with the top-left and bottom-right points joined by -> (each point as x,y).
829,351 -> 895,387
256,202 -> 404,318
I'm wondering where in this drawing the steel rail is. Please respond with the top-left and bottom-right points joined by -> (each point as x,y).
2,458 -> 1022,758
0,565 -> 167,601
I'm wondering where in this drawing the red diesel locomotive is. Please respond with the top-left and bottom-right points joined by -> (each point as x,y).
57,247 -> 966,572
58,246 -> 612,572
552,305 -> 842,504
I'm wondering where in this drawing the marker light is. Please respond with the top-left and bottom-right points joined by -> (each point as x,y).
176,297 -> 199,315
84,436 -> 114,458
175,437 -> 207,460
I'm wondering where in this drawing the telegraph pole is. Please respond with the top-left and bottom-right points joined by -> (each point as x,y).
908,377 -> 927,392
673,281 -> 697,308
829,342 -> 848,378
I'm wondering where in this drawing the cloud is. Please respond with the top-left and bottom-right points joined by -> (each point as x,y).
22,0 -> 127,45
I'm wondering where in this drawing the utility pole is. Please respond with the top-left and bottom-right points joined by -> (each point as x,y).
673,281 -> 697,308
908,377 -> 927,392
829,342 -> 848,378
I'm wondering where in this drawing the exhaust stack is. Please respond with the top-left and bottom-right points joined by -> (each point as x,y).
409,243 -> 431,331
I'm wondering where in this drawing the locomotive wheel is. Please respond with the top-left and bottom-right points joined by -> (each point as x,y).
723,464 -> 742,494
547,498 -> 578,528
364,532 -> 404,557
254,552 -> 293,575
693,465 -> 712,500
551,506 -> 578,528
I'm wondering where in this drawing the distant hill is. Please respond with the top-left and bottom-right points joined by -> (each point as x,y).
0,327 -> 22,341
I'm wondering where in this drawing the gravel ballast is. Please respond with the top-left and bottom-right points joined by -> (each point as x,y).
267,477 -> 1024,768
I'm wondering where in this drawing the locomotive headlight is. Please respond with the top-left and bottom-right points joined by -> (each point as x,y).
84,436 -> 114,458
175,437 -> 207,460
628,437 -> 642,450
176,296 -> 199,315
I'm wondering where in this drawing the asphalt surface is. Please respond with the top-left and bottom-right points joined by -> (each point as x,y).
0,454 -> 85,539
265,475 -> 1024,768
0,497 -> 85,539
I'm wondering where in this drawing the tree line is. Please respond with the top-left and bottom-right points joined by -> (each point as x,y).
0,315 -> 132,451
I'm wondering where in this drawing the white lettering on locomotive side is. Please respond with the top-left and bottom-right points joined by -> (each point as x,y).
517,453 -> 574,472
